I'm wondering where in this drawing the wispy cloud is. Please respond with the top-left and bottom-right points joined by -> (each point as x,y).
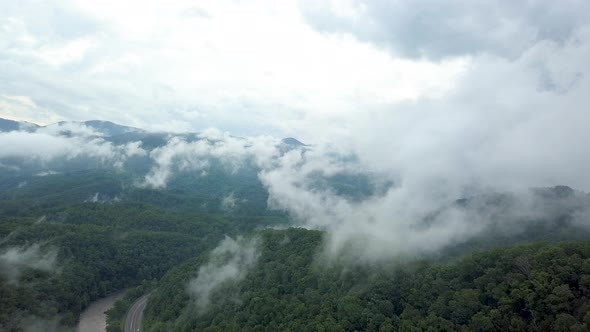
142,130 -> 279,188
188,236 -> 259,313
0,122 -> 146,169
0,244 -> 58,283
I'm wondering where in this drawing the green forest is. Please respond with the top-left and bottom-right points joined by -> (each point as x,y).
0,134 -> 589,331
0,169 -> 285,330
144,228 -> 590,332
1,168 -> 590,331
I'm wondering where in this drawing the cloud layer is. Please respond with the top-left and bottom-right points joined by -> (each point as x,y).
2,1 -> 590,262
0,122 -> 146,169
301,0 -> 590,59
0,0 -> 466,137
142,130 -> 279,188
258,24 -> 590,260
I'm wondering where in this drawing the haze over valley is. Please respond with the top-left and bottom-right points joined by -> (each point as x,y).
2,1 -> 590,331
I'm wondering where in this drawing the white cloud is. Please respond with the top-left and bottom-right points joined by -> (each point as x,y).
142,131 -> 280,188
0,95 -> 61,125
188,236 -> 259,312
35,37 -> 98,67
300,0 -> 590,59
0,244 -> 58,283
221,192 -> 237,211
256,24 -> 590,261
0,123 -> 146,168
0,0 -> 466,137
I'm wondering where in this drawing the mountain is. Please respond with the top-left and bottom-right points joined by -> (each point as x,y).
1,117 -> 144,137
279,137 -> 308,154
1,117 -> 307,148
144,228 -> 590,332
281,137 -> 306,146
416,186 -> 590,260
82,120 -> 143,137
0,118 -> 38,132
0,117 -> 318,217
49,119 -> 144,138
1,116 -> 590,331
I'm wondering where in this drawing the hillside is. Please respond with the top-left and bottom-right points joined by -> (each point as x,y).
0,118 -> 589,331
144,228 -> 590,332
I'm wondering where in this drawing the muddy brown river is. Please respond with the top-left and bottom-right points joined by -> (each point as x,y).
77,291 -> 126,332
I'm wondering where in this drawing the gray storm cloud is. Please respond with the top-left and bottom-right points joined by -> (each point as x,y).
187,236 -> 259,313
347,26 -> 590,193
300,0 -> 590,59
0,244 -> 58,283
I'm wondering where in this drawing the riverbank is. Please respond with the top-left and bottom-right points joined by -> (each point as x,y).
77,291 -> 127,332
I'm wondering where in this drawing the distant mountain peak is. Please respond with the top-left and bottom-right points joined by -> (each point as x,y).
281,137 -> 306,146
532,185 -> 575,199
0,117 -> 39,132
81,120 -> 142,137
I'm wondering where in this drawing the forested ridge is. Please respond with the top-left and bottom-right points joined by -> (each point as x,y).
145,228 -> 590,332
2,172 -> 590,331
0,169 -> 285,330
1,134 -> 590,331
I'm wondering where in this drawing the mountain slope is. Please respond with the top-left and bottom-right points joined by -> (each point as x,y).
0,118 -> 38,132
144,228 -> 590,332
82,120 -> 143,137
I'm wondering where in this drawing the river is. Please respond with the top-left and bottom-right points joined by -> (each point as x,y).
77,291 -> 126,332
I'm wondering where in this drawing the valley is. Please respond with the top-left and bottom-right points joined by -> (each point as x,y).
1,119 -> 589,331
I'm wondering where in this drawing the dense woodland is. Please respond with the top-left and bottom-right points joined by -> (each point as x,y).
2,168 -> 590,331
0,168 -> 285,331
145,228 -> 590,332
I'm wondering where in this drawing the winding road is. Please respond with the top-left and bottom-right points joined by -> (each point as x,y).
124,294 -> 149,332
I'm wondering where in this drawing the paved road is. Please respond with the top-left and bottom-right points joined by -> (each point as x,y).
125,294 -> 149,332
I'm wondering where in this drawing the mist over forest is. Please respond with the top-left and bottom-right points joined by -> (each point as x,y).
2,1 -> 590,331
0,116 -> 589,331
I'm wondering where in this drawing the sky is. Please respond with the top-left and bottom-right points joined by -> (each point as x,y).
1,1 -> 588,139
0,0 -> 587,140
2,0 -> 590,184
0,0 -> 473,138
